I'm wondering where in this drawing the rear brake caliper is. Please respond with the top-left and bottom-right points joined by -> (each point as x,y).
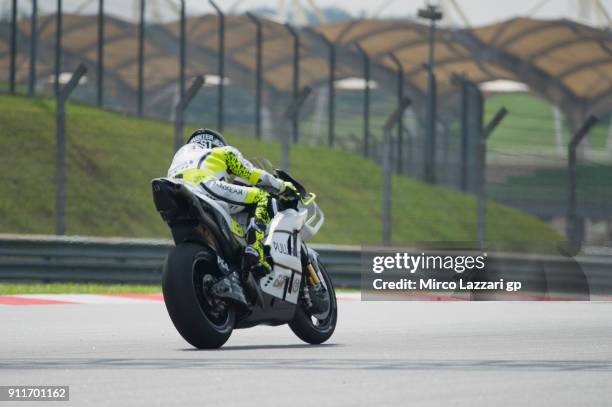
201,274 -> 227,317
209,272 -> 248,307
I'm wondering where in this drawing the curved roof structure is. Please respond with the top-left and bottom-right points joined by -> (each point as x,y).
1,13 -> 338,110
162,14 -> 339,92
2,14 -> 612,124
312,19 -> 516,95
312,17 -> 612,124
464,17 -> 612,123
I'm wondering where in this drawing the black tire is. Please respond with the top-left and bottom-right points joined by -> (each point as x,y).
289,259 -> 337,345
162,242 -> 235,349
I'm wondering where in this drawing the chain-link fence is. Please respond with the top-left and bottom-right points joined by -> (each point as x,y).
1,2 -> 611,245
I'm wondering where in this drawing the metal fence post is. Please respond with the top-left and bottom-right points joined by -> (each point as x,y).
97,0 -> 104,107
355,43 -> 370,157
28,0 -> 38,96
246,12 -> 263,140
9,0 -> 18,94
477,107 -> 508,246
209,0 -> 225,132
567,115 -> 598,246
179,0 -> 186,99
389,52 -> 405,174
137,0 -> 145,116
459,77 -> 469,191
54,0 -> 62,96
420,4 -> 441,183
285,24 -> 300,143
423,64 -> 437,183
174,76 -> 205,152
451,74 -> 484,192
451,73 -> 471,192
55,64 -> 87,235
382,97 -> 412,245
317,33 -> 335,147
282,86 -> 311,171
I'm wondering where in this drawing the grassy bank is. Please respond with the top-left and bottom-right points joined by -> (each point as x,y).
0,94 -> 560,243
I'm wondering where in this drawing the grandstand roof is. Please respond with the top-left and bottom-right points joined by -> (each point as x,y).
312,17 -> 612,123
2,14 -> 612,123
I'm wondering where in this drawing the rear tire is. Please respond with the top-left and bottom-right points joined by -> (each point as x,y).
162,242 -> 235,349
289,259 -> 337,345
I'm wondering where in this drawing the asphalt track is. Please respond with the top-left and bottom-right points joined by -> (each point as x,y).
1,300 -> 612,406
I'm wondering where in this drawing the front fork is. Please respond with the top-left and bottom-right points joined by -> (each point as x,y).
306,263 -> 321,286
300,246 -> 330,314
300,245 -> 321,288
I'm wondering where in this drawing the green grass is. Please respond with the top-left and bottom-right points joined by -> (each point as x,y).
303,91 -> 611,156
0,282 -> 358,295
0,283 -> 160,295
488,164 -> 612,202
485,93 -> 610,153
301,90 -> 397,150
0,94 -> 561,244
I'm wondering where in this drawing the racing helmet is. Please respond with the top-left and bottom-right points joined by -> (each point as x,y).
187,128 -> 228,149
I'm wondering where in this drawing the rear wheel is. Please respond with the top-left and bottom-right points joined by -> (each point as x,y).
162,242 -> 235,349
289,259 -> 337,344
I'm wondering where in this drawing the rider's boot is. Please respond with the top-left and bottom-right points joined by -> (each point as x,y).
243,243 -> 271,277
243,222 -> 272,277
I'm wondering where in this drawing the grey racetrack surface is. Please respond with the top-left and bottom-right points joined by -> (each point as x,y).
1,300 -> 612,406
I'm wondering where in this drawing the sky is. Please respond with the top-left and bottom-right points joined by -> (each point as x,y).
229,0 -> 612,26
7,0 -> 612,27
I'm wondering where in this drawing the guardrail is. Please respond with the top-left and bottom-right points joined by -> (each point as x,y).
0,235 -> 610,295
0,235 -> 362,287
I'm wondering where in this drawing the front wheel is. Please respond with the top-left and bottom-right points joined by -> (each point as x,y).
162,242 -> 235,349
289,259 -> 337,344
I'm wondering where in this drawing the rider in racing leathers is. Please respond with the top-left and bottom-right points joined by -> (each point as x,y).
167,128 -> 295,274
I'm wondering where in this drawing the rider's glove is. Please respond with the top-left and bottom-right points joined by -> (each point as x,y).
278,181 -> 298,201
279,181 -> 297,195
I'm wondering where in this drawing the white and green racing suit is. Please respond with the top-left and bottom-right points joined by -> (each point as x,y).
167,143 -> 286,270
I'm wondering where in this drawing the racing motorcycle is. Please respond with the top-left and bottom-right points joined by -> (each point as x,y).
151,166 -> 337,349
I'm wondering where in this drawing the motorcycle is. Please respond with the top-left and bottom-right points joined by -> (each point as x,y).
151,167 -> 337,349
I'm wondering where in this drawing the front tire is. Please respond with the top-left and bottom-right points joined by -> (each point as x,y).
289,259 -> 337,344
162,242 -> 235,349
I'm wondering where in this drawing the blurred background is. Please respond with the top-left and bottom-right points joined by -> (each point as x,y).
0,0 -> 611,249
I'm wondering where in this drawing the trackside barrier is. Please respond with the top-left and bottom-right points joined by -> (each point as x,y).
0,235 -> 362,287
0,235 -> 610,294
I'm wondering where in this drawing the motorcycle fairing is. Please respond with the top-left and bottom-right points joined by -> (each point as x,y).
261,209 -> 306,304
